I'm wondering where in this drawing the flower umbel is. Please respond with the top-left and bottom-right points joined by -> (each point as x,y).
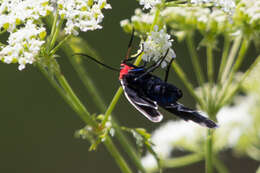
142,25 -> 176,68
57,0 -> 111,35
0,0 -> 53,32
0,20 -> 46,70
191,0 -> 236,14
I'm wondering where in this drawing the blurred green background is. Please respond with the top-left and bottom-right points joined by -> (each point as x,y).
0,0 -> 259,173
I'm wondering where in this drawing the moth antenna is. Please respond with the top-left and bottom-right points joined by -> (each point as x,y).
73,53 -> 119,72
125,28 -> 135,60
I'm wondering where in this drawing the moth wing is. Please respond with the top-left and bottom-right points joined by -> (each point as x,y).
120,81 -> 163,122
163,102 -> 218,128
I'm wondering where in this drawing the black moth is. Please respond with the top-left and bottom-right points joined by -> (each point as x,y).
76,29 -> 218,128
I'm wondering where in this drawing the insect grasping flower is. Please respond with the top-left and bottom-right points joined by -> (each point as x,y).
0,20 -> 46,70
139,0 -> 161,10
0,0 -> 53,32
142,25 -> 176,68
57,0 -> 111,35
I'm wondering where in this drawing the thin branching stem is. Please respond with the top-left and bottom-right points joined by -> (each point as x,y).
220,55 -> 260,106
39,62 -> 134,173
220,35 -> 242,84
104,137 -> 133,173
186,32 -> 205,85
213,157 -> 229,173
216,38 -> 249,107
218,35 -> 231,82
147,153 -> 204,173
186,33 -> 208,104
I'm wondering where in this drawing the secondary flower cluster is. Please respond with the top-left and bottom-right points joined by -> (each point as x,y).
0,0 -> 53,32
57,0 -> 111,35
191,0 -> 236,14
0,0 -> 111,70
142,26 -> 176,68
0,20 -> 46,70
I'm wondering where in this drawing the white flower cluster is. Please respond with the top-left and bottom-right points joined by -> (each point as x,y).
162,7 -> 232,34
139,0 -> 161,10
0,0 -> 53,32
142,25 -> 176,68
191,0 -> 236,14
0,0 -> 51,70
141,95 -> 258,169
238,0 -> 260,25
0,20 -> 46,70
57,0 -> 111,35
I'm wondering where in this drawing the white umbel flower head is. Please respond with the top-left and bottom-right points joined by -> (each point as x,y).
142,25 -> 176,68
0,20 -> 46,70
57,0 -> 111,35
141,121 -> 205,170
191,0 -> 236,14
0,0 -> 53,32
237,0 -> 260,25
139,0 -> 161,10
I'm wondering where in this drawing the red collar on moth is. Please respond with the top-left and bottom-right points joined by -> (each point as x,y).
119,64 -> 133,79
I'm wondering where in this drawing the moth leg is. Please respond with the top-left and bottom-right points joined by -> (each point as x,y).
134,49 -> 169,81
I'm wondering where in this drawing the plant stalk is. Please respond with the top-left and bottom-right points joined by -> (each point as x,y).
205,129 -> 214,173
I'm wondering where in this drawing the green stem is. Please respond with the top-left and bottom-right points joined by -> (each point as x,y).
220,55 -> 260,106
206,45 -> 214,113
207,45 -> 214,86
48,12 -> 59,51
112,119 -> 146,173
55,68 -> 97,126
213,157 -> 229,173
171,61 -> 205,109
220,35 -> 242,84
186,33 -> 207,104
217,35 -> 231,83
39,62 -> 133,173
216,38 -> 249,107
50,35 -> 71,56
104,137 -> 133,173
186,32 -> 205,84
50,19 -> 64,51
147,153 -> 204,173
205,129 -> 214,173
101,87 -> 123,127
